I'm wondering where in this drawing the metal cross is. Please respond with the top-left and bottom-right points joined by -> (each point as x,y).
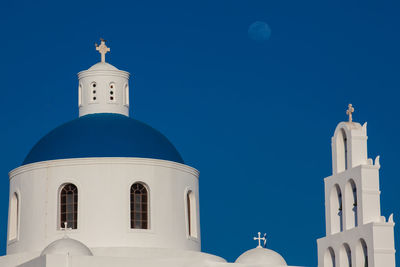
95,38 -> 110,63
346,104 -> 355,123
254,232 -> 267,248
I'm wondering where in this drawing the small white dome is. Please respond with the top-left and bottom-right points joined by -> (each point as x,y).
88,62 -> 118,71
41,237 -> 93,256
235,247 -> 287,266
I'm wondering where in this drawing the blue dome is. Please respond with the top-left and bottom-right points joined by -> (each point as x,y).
22,113 -> 184,166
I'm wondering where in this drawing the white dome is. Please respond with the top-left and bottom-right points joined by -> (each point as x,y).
41,237 -> 93,256
88,62 -> 118,71
235,247 -> 287,266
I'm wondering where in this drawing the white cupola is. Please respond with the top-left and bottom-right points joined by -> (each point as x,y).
77,39 -> 130,117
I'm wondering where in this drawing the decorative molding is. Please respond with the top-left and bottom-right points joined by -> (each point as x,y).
10,157 -> 199,179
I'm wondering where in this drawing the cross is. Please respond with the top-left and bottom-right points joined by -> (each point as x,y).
95,38 -> 110,63
346,104 -> 355,123
62,222 -> 72,237
253,232 -> 267,248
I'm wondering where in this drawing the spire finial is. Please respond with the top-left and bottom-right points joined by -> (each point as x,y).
346,104 -> 355,123
253,232 -> 267,248
95,38 -> 110,63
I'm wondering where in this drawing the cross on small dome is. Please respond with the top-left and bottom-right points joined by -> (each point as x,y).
253,232 -> 267,248
62,221 -> 72,237
95,38 -> 110,63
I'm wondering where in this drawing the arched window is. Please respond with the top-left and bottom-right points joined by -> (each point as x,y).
60,183 -> 78,229
330,184 -> 343,233
130,183 -> 148,229
357,239 -> 368,267
124,84 -> 129,106
9,193 -> 19,241
186,190 -> 198,238
78,84 -> 82,107
341,243 -> 352,267
324,247 -> 336,267
345,179 -> 358,229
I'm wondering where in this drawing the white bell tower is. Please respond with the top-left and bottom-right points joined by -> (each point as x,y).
317,104 -> 396,267
78,39 -> 130,117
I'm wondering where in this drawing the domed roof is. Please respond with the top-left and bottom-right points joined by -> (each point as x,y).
41,237 -> 93,256
88,62 -> 118,71
22,113 -> 184,166
235,247 -> 287,266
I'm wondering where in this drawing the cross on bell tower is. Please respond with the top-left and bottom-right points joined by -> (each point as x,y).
95,38 -> 110,63
346,103 -> 355,123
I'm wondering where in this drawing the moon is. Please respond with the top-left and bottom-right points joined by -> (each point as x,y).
248,21 -> 272,41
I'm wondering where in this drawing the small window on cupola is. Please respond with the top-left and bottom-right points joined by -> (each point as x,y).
124,84 -> 129,107
90,82 -> 98,103
109,82 -> 116,103
78,84 -> 82,107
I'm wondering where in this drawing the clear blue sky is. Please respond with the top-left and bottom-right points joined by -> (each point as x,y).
1,0 -> 399,266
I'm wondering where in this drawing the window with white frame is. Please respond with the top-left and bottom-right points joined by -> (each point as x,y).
60,183 -> 78,229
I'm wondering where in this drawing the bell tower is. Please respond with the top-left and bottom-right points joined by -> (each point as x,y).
317,104 -> 396,267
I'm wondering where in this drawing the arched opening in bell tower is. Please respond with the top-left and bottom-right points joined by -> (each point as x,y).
345,179 -> 358,229
324,247 -> 336,267
356,239 -> 368,267
330,184 -> 343,233
336,128 -> 348,173
340,243 -> 352,267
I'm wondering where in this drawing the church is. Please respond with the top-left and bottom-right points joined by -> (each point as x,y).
0,40 -> 395,267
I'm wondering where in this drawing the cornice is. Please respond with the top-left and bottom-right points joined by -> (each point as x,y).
9,157 -> 199,179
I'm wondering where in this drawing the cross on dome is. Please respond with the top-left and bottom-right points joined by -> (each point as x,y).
95,38 -> 110,63
62,222 -> 72,237
346,103 -> 355,123
253,232 -> 267,248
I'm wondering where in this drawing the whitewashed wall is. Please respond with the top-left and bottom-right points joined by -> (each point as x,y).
7,158 -> 200,254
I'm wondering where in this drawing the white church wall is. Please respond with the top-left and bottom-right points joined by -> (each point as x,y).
18,256 -> 47,267
371,222 -> 396,266
7,158 -> 200,255
4,248 -> 228,267
0,252 -> 39,267
10,251 -> 305,267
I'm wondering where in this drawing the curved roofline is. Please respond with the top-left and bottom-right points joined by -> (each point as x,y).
22,113 -> 184,166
